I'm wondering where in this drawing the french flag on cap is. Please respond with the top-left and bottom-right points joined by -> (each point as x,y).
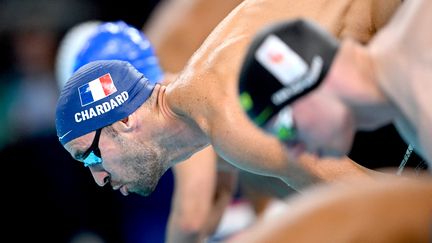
78,73 -> 117,106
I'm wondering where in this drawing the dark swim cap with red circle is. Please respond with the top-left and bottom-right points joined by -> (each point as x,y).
239,19 -> 339,127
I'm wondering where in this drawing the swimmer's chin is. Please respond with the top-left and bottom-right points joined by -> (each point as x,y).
128,185 -> 157,197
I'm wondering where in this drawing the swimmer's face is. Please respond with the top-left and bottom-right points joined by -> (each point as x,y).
65,126 -> 167,197
268,91 -> 355,158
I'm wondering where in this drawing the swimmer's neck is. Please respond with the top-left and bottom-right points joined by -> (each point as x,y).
154,83 -> 210,162
155,84 -> 179,119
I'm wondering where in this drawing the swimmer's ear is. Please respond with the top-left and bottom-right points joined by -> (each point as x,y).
112,114 -> 135,132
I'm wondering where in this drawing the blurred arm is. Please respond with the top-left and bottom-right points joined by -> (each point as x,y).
227,175 -> 432,243
166,146 -> 238,243
368,0 -> 432,164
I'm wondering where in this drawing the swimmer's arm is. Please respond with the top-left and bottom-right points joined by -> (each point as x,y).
208,99 -> 378,191
368,0 -> 432,162
166,146 -> 237,243
227,176 -> 432,243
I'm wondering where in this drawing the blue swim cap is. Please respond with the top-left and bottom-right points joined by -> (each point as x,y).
56,20 -> 163,89
56,60 -> 154,145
